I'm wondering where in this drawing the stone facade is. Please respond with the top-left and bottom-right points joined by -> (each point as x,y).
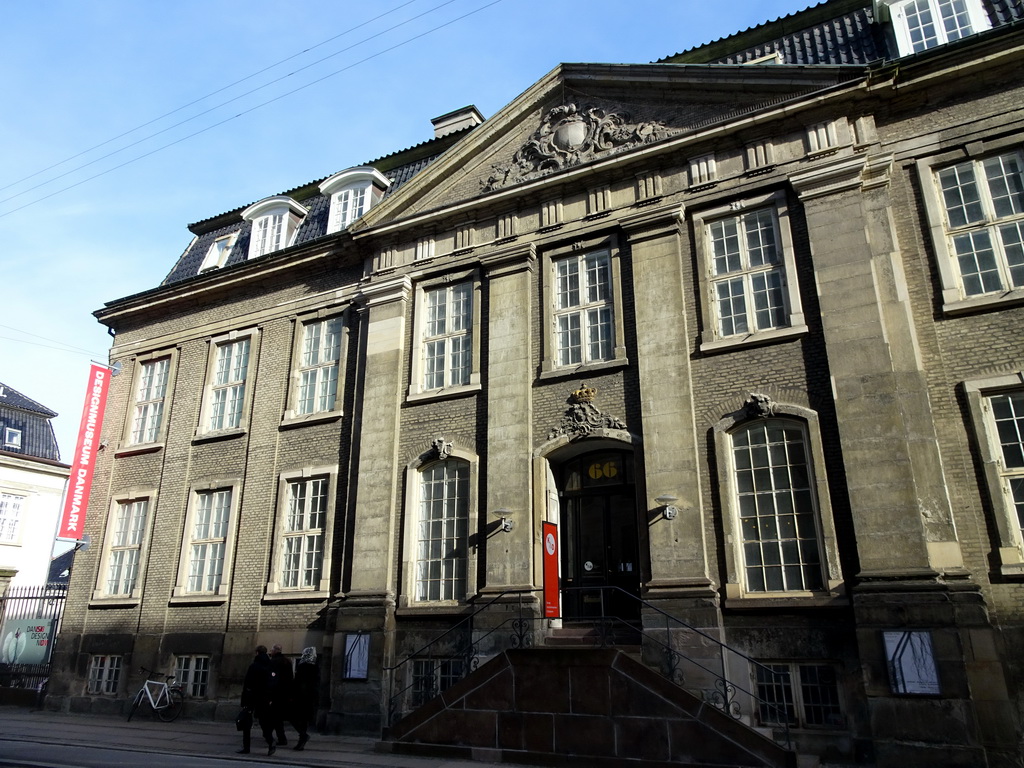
46,3 -> 1024,765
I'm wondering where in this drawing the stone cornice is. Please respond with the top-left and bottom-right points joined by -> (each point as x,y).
619,202 -> 686,243
480,241 -> 536,277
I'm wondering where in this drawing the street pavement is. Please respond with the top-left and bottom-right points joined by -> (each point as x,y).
0,706 -> 516,768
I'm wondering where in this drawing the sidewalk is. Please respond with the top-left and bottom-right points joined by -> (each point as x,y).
0,706 -> 513,767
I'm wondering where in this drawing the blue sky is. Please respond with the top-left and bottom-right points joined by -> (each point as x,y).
0,0 -> 801,457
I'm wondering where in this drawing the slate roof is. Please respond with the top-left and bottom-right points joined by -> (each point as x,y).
161,134 -> 459,286
0,381 -> 62,462
48,549 -> 75,583
658,0 -> 1024,65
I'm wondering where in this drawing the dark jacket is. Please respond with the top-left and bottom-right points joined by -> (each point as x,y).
293,661 -> 320,716
269,652 -> 294,708
241,652 -> 273,712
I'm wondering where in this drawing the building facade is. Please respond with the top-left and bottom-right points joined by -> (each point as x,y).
0,382 -> 69,591
48,2 -> 1024,765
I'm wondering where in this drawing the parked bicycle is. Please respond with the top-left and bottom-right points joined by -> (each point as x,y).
126,666 -> 184,722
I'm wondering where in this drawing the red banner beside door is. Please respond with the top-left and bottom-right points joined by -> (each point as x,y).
542,521 -> 560,618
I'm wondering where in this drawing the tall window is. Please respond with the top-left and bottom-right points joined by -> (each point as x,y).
281,477 -> 327,589
297,318 -> 342,415
0,493 -> 23,543
755,662 -> 843,728
209,338 -> 250,431
890,0 -> 991,55
554,251 -> 613,367
187,489 -> 231,593
251,213 -> 284,257
106,500 -> 148,596
422,283 -> 472,390
87,655 -> 122,695
175,655 -> 211,697
709,207 -> 787,338
733,420 -> 823,593
936,150 -> 1024,298
989,391 -> 1024,544
416,461 -> 469,601
131,358 -> 169,444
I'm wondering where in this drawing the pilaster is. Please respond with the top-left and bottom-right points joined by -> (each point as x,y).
481,243 -> 536,593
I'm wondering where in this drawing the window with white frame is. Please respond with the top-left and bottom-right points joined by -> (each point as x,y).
241,197 -> 307,259
886,0 -> 991,56
3,427 -> 21,449
319,166 -> 391,235
755,662 -> 844,728
199,233 -> 237,272
206,336 -> 250,432
695,191 -> 805,351
422,283 -> 472,391
988,391 -> 1024,542
186,488 -> 231,593
0,493 -> 24,543
936,149 -> 1024,299
416,460 -> 469,602
280,476 -> 327,589
175,655 -> 211,697
87,655 -> 122,695
130,357 -> 169,445
732,420 -> 824,593
105,499 -> 148,596
964,375 -> 1024,575
295,317 -> 343,416
553,250 -> 614,367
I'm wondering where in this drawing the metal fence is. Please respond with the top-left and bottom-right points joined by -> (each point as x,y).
0,582 -> 68,694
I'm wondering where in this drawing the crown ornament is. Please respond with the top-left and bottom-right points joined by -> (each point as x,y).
571,386 -> 597,404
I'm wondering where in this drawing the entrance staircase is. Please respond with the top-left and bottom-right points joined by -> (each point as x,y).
380,590 -> 803,767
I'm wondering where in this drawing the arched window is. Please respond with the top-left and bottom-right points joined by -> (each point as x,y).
415,460 -> 470,601
732,419 -> 823,593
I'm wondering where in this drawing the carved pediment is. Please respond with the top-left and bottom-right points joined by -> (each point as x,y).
482,103 -> 675,192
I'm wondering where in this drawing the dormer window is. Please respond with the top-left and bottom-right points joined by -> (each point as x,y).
241,197 -> 308,260
879,0 -> 992,56
199,233 -> 238,272
319,167 -> 391,235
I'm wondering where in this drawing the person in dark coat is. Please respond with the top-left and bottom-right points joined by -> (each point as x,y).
239,645 -> 276,755
290,647 -> 320,750
268,644 -> 294,746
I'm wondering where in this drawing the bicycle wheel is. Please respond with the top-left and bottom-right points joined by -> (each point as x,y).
158,686 -> 184,722
126,689 -> 145,722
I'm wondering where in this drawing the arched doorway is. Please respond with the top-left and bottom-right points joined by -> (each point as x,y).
556,449 -> 640,622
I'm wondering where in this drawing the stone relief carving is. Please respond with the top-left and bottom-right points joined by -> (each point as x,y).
548,386 -> 627,441
744,393 -> 777,419
430,437 -> 453,460
482,103 -> 674,192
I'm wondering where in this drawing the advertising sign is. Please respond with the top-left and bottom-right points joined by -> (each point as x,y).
542,521 -> 560,619
58,364 -> 110,541
0,619 -> 54,665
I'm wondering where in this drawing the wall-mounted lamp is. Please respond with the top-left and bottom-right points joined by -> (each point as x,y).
655,494 -> 679,520
493,508 -> 514,533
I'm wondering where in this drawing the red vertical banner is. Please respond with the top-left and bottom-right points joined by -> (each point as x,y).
542,521 -> 560,618
58,364 -> 111,540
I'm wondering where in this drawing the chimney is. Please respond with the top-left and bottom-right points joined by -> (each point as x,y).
431,105 -> 484,138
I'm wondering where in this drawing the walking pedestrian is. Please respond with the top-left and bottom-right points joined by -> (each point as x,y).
239,645 -> 276,756
268,644 -> 294,746
290,647 -> 320,750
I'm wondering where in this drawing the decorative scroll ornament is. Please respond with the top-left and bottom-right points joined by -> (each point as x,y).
549,386 -> 627,441
482,103 -> 673,192
744,393 -> 777,419
431,437 -> 453,460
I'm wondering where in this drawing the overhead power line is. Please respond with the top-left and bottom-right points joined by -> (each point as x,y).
0,0 -> 464,208
0,0 -> 503,220
0,0 -> 421,195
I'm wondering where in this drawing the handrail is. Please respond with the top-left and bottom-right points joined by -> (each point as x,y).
383,585 -> 792,749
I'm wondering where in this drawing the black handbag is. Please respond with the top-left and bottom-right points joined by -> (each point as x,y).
236,707 -> 253,731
